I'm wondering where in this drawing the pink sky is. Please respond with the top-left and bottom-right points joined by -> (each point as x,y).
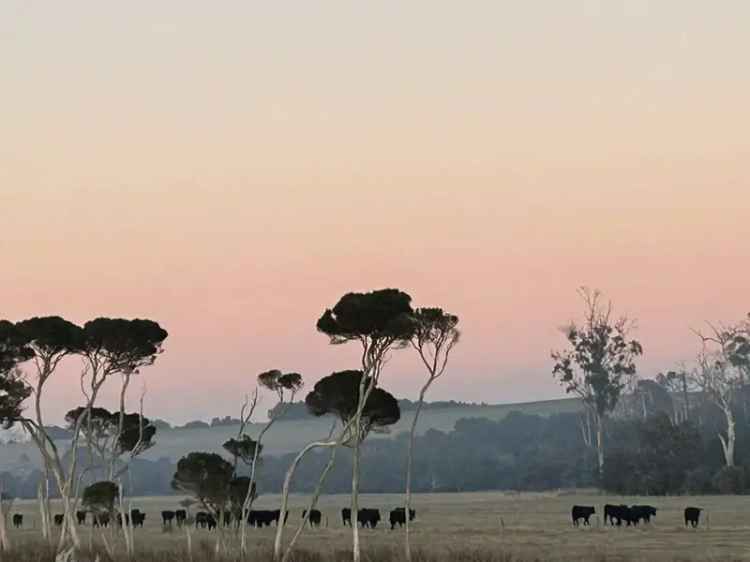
1,2 -> 748,423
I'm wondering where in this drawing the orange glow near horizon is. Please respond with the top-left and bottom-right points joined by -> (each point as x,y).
1,2 -> 748,423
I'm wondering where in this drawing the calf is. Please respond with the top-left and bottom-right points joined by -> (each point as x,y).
685,507 -> 702,528
131,510 -> 146,528
302,509 -> 322,528
571,505 -> 595,527
53,514 -> 65,527
631,505 -> 657,525
342,508 -> 352,527
76,510 -> 87,526
12,514 -> 23,529
389,508 -> 416,529
162,510 -> 176,527
196,511 -> 216,530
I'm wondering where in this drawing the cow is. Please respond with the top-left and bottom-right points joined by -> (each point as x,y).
222,510 -> 232,528
571,505 -> 595,527
196,511 -> 217,530
130,510 -> 146,528
117,513 -> 129,527
685,507 -> 702,528
604,504 -> 632,527
389,508 -> 416,529
631,505 -> 657,525
175,509 -> 187,527
12,514 -> 23,528
342,508 -> 352,527
53,514 -> 65,527
248,510 -> 274,528
76,510 -> 87,526
302,509 -> 322,528
93,512 -> 110,528
161,510 -> 176,527
358,508 -> 381,529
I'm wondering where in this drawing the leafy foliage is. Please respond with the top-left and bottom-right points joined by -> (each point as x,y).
222,435 -> 262,467
65,406 -> 156,457
82,318 -> 168,374
172,452 -> 234,512
82,481 -> 119,513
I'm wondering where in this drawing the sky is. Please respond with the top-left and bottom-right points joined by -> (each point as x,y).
1,2 -> 748,424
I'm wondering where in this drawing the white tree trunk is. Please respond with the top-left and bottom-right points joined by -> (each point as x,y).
404,383 -> 430,562
0,484 -> 12,552
595,414 -> 604,477
719,406 -> 736,467
351,437 -> 362,562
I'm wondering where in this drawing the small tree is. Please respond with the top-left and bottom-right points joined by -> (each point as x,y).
275,371 -> 400,562
81,480 -> 119,515
316,289 -> 413,562
403,308 -> 459,562
0,321 -> 33,429
172,452 -> 234,516
551,288 -> 642,476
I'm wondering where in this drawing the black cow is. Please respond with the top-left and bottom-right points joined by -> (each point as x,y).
389,508 -> 416,529
196,511 -> 217,530
175,509 -> 187,527
131,510 -> 146,528
302,509 -> 322,528
93,512 -> 110,528
604,504 -> 632,527
685,507 -> 702,528
342,508 -> 352,527
117,513 -> 129,527
76,510 -> 87,526
53,514 -> 64,527
631,505 -> 657,525
12,514 -> 23,528
571,505 -> 595,527
222,510 -> 233,528
162,510 -> 176,526
358,508 -> 381,529
248,510 -> 274,528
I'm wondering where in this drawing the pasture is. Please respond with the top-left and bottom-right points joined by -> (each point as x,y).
5,491 -> 750,561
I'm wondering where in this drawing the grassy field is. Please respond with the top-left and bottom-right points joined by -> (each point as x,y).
4,491 -> 749,561
0,398 -> 582,469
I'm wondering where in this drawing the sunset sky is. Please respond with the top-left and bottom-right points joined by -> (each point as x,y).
1,2 -> 748,424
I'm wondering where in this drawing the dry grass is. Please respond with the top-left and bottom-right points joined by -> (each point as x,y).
4,491 -> 749,561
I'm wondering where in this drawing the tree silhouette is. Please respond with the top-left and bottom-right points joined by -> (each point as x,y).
311,289 -> 413,562
172,452 -> 234,516
551,288 -> 642,476
81,481 -> 119,515
0,321 -> 33,429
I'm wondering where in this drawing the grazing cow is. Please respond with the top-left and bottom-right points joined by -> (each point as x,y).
302,509 -> 322,528
222,510 -> 232,528
93,512 -> 110,528
76,510 -> 87,526
248,510 -> 274,528
571,505 -> 595,527
604,504 -> 633,527
342,508 -> 352,527
117,513 -> 130,527
358,508 -> 381,529
196,511 -> 217,530
631,505 -> 657,525
175,509 -> 187,527
130,510 -> 146,528
685,507 -> 702,528
162,510 -> 176,526
54,514 -> 65,527
12,514 -> 23,528
389,508 -> 416,530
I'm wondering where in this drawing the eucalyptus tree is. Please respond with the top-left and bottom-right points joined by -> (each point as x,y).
229,369 -> 302,556
0,321 -> 33,429
316,289 -> 413,562
403,308 -> 459,562
275,370 -> 400,562
551,288 -> 642,476
172,452 -> 234,517
691,316 -> 750,467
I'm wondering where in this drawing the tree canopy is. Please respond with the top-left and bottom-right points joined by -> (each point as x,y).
15,316 -> 84,362
258,369 -> 304,401
81,481 -> 119,513
65,406 -> 156,456
172,452 -> 234,512
0,322 -> 33,428
305,370 -> 400,441
82,318 -> 168,374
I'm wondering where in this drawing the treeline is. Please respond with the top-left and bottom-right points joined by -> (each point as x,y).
267,399 -> 492,420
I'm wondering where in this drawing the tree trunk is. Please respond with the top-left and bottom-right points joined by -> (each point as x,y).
719,407 -> 736,467
404,384 -> 430,562
595,414 -> 605,477
351,436 -> 362,562
0,484 -> 11,552
38,480 -> 50,542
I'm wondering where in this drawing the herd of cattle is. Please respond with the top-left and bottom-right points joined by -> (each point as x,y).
9,507 -> 417,531
572,505 -> 704,528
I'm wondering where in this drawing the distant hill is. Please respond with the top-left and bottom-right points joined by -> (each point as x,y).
0,397 -> 581,470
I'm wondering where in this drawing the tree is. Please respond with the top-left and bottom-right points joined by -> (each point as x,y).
403,308 -> 459,562
275,371 -> 400,562
171,452 -> 234,515
0,321 -> 33,429
691,317 -> 750,467
656,368 -> 695,424
81,481 -> 119,515
315,289 -> 413,562
551,288 -> 642,476
14,316 -> 84,546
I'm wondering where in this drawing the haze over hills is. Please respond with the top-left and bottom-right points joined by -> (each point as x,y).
0,396 -> 582,471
